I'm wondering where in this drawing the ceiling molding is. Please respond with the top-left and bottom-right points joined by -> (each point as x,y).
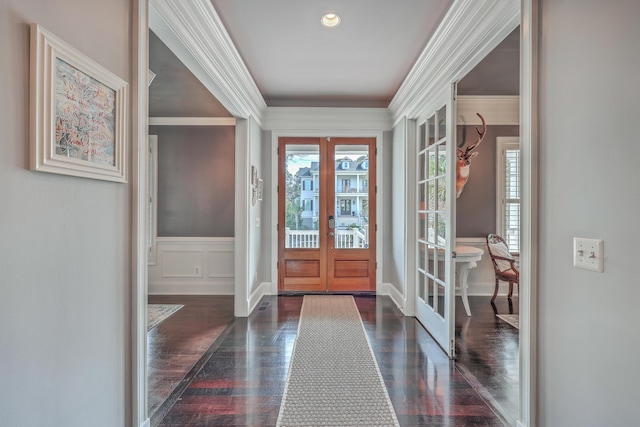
457,96 -> 519,126
150,0 -> 266,123
389,0 -> 520,122
263,107 -> 393,132
149,117 -> 237,126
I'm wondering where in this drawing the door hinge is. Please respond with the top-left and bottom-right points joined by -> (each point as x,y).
452,250 -> 457,258
450,339 -> 455,358
375,224 -> 378,232
277,147 -> 279,155
375,185 -> 378,194
376,261 -> 378,270
277,224 -> 279,231
277,261 -> 279,270
375,147 -> 378,155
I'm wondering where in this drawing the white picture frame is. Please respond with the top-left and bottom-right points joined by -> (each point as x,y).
30,24 -> 128,183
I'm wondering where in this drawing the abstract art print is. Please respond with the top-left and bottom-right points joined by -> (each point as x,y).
55,58 -> 116,166
30,24 -> 128,182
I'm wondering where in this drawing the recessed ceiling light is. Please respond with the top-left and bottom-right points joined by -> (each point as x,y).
321,12 -> 341,28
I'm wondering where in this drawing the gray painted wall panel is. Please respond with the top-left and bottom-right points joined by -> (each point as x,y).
0,0 -> 131,425
151,125 -> 235,237
539,0 -> 640,424
455,125 -> 519,237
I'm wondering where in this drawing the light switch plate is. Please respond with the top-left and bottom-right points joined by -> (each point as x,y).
573,237 -> 604,272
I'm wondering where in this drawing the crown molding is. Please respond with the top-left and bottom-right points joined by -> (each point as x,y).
389,0 -> 520,122
149,117 -> 237,126
263,107 -> 393,132
150,0 -> 266,124
457,96 -> 519,126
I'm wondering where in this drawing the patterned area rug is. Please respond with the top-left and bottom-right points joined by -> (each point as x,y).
277,295 -> 399,427
497,314 -> 519,329
148,304 -> 183,331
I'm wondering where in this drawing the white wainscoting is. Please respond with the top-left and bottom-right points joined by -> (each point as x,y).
456,237 -> 499,296
149,237 -> 235,294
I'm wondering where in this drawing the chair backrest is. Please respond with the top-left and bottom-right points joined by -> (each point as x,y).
486,234 -> 514,272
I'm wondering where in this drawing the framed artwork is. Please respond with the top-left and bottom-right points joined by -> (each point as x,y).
257,179 -> 264,201
251,165 -> 258,205
30,24 -> 128,183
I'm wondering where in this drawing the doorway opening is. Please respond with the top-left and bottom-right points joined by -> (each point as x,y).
278,137 -> 376,293
452,25 -> 521,424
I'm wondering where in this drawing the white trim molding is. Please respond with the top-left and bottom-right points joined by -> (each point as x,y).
264,107 -> 393,131
149,117 -> 236,126
457,96 -> 520,126
389,0 -> 520,122
519,0 -> 539,425
133,1 -> 150,426
148,237 -> 235,294
149,0 -> 266,123
380,283 -> 406,314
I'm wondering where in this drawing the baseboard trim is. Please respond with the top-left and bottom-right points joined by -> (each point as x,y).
149,281 -> 234,295
380,282 -> 406,314
249,282 -> 273,313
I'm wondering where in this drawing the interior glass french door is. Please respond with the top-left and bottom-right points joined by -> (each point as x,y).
278,137 -> 376,292
415,87 -> 456,357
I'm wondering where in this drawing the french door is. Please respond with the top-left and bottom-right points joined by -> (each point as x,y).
415,86 -> 457,357
278,137 -> 376,292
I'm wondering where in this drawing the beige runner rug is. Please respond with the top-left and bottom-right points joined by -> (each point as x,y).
277,295 -> 400,427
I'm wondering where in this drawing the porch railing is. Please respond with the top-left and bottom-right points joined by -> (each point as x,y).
285,229 -> 367,249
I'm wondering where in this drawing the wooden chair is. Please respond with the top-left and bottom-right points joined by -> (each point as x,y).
486,234 -> 519,302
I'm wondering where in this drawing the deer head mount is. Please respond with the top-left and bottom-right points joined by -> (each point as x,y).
455,113 -> 486,198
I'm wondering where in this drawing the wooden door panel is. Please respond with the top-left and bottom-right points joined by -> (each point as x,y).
285,259 -> 320,277
327,138 -> 376,292
334,260 -> 369,277
278,137 -> 376,293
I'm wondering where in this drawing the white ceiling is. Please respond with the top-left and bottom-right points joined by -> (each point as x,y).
208,0 -> 454,108
148,1 -> 519,114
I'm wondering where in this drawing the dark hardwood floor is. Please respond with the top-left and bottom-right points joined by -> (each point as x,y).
455,296 -> 519,426
149,295 -> 519,426
148,295 -> 235,425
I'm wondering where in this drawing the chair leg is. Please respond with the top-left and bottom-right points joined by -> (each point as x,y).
508,282 -> 513,299
491,278 -> 499,302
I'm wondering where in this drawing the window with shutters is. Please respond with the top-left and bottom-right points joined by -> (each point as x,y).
496,137 -> 520,253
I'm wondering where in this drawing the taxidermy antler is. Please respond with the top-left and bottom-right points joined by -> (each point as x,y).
456,113 -> 486,198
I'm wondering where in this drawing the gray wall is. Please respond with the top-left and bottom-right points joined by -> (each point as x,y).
455,125 -> 519,237
151,125 -> 235,237
539,0 -> 640,425
0,0 -> 131,425
381,130 -> 394,287
388,120 -> 407,294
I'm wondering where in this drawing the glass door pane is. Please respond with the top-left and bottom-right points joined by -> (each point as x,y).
284,145 -> 320,249
334,144 -> 369,250
414,86 -> 456,358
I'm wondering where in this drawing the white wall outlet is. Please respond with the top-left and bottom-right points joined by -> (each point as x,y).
573,237 -> 604,272
194,266 -> 200,275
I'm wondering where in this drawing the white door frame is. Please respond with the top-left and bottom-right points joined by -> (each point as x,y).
518,1 -> 538,425
131,1 -> 538,427
412,85 -> 457,357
